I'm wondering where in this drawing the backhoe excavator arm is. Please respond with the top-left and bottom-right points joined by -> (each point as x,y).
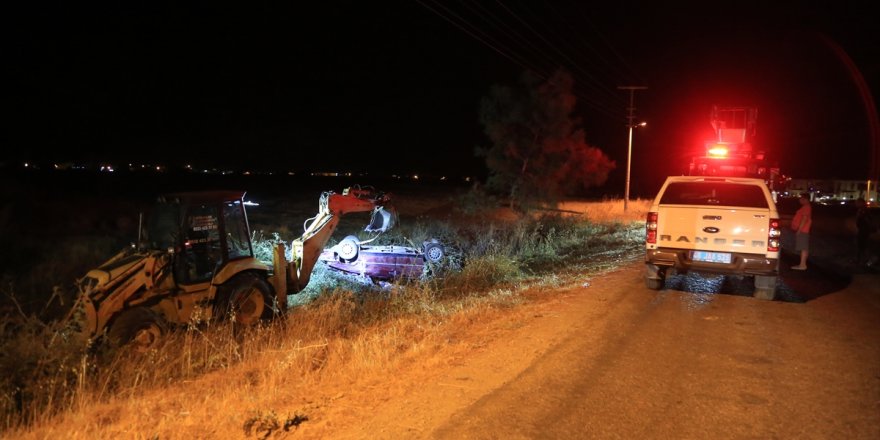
272,187 -> 395,305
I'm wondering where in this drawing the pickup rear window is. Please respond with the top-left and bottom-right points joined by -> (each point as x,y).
659,182 -> 769,208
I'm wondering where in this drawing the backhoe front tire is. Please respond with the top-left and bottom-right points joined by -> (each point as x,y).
215,273 -> 278,326
107,307 -> 168,353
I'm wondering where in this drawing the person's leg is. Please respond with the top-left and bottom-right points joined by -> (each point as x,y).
793,232 -> 808,269
858,231 -> 869,264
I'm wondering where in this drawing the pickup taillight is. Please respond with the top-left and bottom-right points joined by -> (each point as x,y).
646,211 -> 658,244
768,218 -> 781,252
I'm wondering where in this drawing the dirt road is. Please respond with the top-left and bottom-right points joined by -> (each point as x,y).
321,263 -> 880,439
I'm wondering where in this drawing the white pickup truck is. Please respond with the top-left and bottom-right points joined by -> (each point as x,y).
644,176 -> 782,300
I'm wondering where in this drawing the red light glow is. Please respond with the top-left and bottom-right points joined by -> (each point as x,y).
646,212 -> 658,244
707,145 -> 728,157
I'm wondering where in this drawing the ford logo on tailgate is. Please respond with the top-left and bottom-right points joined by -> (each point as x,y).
703,227 -> 720,233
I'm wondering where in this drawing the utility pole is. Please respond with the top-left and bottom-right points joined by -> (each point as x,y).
618,86 -> 647,211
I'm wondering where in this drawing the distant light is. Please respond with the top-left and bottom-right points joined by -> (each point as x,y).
440,176 -> 447,181
23,162 -> 29,168
413,174 -> 419,180
244,200 -> 260,206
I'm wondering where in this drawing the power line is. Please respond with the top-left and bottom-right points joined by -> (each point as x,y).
557,0 -> 645,86
471,0 -> 628,115
416,0 -> 629,120
413,0 -> 548,77
494,0 -> 626,107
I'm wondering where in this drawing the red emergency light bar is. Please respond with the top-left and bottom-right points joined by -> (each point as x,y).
707,145 -> 728,157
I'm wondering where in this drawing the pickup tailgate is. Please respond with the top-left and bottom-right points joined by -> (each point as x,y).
656,205 -> 770,255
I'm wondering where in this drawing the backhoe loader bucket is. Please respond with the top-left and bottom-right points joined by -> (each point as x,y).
365,206 -> 396,232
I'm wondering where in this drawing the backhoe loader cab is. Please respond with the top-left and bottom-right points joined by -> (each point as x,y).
149,191 -> 256,285
73,191 -> 277,352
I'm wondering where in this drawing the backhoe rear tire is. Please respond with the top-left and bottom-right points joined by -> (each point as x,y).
215,273 -> 278,326
107,307 -> 168,353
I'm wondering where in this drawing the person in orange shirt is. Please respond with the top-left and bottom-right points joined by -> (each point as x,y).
791,193 -> 812,270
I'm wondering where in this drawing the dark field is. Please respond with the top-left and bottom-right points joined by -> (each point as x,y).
2,168 -> 872,317
0,169 -> 472,316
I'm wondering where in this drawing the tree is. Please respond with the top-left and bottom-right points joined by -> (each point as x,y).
477,68 -> 615,209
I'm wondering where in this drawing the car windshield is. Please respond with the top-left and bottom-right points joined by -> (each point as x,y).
659,182 -> 769,208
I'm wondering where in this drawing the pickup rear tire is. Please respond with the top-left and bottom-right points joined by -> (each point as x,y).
645,278 -> 664,290
645,264 -> 665,290
753,275 -> 777,300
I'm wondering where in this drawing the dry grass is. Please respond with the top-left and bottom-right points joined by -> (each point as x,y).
2,197 -> 648,438
5,285 -> 536,439
555,198 -> 651,224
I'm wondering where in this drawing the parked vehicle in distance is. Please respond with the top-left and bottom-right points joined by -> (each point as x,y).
644,176 -> 782,300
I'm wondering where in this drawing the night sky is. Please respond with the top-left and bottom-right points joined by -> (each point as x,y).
5,1 -> 878,196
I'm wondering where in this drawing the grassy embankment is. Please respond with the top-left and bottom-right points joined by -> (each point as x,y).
1,195 -> 650,437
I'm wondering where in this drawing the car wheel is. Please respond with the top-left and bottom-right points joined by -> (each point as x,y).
423,241 -> 445,263
336,235 -> 360,262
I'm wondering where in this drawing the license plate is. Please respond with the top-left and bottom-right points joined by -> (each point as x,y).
691,251 -> 731,264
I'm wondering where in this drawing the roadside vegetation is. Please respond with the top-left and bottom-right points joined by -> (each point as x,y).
1,193 -> 649,437
1,65 -> 639,436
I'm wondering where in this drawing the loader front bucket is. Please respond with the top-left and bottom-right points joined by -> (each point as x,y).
365,206 -> 396,232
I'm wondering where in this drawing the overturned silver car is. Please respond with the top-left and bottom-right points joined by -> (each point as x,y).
319,236 -> 445,280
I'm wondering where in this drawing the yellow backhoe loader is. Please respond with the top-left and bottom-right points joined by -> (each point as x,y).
66,186 -> 395,351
